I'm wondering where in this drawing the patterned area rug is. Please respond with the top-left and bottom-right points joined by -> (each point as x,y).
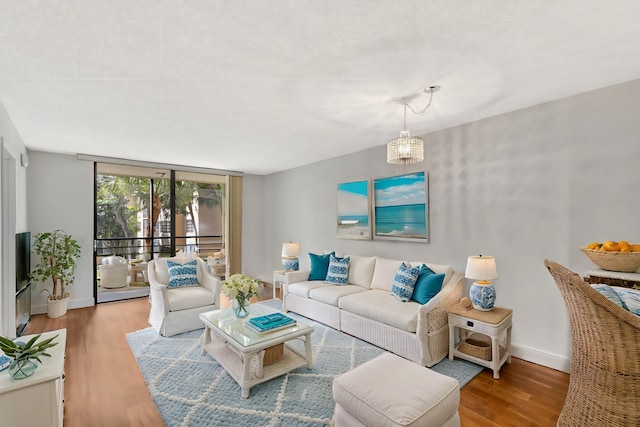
127,300 -> 483,427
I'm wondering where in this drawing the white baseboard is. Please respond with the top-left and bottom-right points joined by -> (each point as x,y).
31,297 -> 95,315
511,343 -> 570,373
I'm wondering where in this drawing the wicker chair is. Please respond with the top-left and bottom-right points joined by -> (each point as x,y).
99,263 -> 128,289
545,260 -> 640,426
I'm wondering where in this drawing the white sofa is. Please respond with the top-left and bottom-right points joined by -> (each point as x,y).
282,254 -> 463,367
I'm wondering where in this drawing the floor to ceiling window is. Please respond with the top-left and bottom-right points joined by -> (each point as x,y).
94,163 -> 228,303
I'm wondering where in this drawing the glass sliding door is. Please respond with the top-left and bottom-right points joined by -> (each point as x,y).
94,163 -> 227,303
174,171 -> 226,257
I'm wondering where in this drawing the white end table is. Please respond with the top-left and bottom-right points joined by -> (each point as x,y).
448,304 -> 512,379
272,270 -> 290,299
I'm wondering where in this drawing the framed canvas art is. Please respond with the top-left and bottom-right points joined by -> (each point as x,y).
337,180 -> 371,240
373,172 -> 428,241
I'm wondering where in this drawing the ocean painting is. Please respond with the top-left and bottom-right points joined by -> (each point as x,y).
337,180 -> 371,239
373,172 -> 428,241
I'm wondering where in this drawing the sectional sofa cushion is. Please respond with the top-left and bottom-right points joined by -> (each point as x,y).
325,255 -> 351,285
339,289 -> 420,332
346,255 -> 377,288
167,285 -> 216,311
288,281 -> 333,298
308,252 -> 334,281
391,263 -> 420,302
411,265 -> 445,304
309,285 -> 368,306
370,257 -> 407,292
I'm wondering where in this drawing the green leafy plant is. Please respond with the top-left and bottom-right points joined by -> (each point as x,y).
29,230 -> 81,300
0,334 -> 58,376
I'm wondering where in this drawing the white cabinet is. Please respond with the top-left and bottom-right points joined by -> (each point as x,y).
0,329 -> 66,427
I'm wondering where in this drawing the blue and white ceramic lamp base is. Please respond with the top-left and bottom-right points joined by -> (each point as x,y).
469,282 -> 496,311
282,257 -> 299,271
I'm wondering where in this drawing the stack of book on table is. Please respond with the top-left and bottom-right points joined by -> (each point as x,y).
246,312 -> 297,334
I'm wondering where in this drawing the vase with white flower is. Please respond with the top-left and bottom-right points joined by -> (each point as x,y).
222,274 -> 261,318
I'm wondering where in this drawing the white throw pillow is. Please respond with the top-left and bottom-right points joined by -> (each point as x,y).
371,258 -> 407,292
346,255 -> 377,288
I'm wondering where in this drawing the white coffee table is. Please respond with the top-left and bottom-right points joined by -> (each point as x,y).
200,303 -> 314,398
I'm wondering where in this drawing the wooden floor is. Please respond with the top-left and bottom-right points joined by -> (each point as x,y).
25,287 -> 569,427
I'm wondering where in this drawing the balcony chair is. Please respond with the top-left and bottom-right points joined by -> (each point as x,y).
544,260 -> 640,426
148,255 -> 221,337
99,256 -> 128,289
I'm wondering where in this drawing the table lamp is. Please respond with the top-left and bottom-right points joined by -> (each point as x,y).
281,242 -> 301,271
465,255 -> 498,311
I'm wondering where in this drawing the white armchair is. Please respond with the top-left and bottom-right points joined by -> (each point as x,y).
148,256 -> 221,337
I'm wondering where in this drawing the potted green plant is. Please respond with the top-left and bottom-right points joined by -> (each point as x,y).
0,334 -> 58,379
29,230 -> 81,318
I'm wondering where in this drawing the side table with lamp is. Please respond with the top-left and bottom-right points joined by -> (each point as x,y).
447,254 -> 512,379
465,255 -> 498,311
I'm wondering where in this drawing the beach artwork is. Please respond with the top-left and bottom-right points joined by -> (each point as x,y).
337,180 -> 371,239
373,172 -> 428,241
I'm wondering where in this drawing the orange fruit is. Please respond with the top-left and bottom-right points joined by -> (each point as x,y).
632,244 -> 640,252
602,241 -> 619,251
619,240 -> 631,252
587,242 -> 601,250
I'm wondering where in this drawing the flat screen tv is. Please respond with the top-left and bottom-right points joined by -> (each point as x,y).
15,231 -> 31,294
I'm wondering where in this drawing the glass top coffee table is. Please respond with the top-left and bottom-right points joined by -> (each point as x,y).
199,303 -> 314,398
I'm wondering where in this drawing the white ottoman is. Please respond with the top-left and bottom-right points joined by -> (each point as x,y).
332,353 -> 460,427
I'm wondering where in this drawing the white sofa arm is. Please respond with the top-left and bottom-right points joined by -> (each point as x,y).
283,270 -> 310,284
148,260 -> 170,316
416,271 -> 464,337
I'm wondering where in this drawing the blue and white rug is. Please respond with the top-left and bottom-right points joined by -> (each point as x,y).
127,300 -> 483,427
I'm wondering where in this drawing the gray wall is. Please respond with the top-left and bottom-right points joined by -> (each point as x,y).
27,152 -> 95,312
260,79 -> 640,372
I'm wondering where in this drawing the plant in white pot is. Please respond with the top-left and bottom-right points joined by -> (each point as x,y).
29,230 -> 81,318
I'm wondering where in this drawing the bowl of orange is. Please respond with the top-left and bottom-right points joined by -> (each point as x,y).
581,241 -> 640,272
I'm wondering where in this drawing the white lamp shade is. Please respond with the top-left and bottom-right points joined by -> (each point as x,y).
281,242 -> 301,258
465,255 -> 498,281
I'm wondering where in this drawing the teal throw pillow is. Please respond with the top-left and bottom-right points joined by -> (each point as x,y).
308,252 -> 334,281
391,263 -> 420,302
167,259 -> 199,288
411,264 -> 445,304
325,255 -> 350,285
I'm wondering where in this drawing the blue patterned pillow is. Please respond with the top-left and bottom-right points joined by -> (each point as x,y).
391,263 -> 420,302
411,264 -> 445,304
167,260 -> 199,288
325,255 -> 350,285
592,283 -> 640,316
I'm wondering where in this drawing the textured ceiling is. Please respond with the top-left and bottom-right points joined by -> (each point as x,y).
1,1 -> 639,175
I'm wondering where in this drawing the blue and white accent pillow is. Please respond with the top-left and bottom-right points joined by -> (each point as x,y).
592,283 -> 640,316
167,260 -> 199,288
391,263 -> 420,302
325,255 -> 350,285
